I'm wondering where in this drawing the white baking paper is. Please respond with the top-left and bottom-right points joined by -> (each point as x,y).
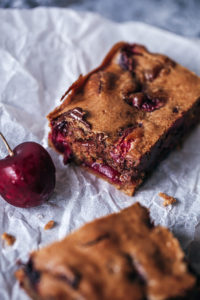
0,8 -> 200,299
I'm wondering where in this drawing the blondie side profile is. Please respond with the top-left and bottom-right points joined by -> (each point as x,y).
48,42 -> 200,195
16,203 -> 199,300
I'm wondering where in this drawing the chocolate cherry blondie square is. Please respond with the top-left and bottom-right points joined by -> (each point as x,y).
48,42 -> 200,195
16,203 -> 199,299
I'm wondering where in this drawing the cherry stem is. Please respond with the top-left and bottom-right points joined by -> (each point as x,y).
0,132 -> 14,157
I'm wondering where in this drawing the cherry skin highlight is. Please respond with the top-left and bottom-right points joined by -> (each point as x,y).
0,137 -> 56,208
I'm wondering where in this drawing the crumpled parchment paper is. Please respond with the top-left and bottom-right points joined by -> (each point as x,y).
0,8 -> 200,300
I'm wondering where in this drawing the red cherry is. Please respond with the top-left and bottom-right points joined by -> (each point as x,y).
0,133 -> 56,208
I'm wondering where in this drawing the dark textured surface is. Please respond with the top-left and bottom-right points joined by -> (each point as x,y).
1,0 -> 200,38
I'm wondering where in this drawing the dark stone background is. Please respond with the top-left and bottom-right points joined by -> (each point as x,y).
0,0 -> 200,38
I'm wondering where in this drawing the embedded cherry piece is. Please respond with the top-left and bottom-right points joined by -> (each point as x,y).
50,126 -> 73,164
125,92 -> 165,112
0,133 -> 56,208
119,44 -> 143,71
141,95 -> 164,112
85,162 -> 121,184
119,45 -> 135,71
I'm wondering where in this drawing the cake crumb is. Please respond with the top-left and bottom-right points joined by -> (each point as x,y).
159,192 -> 176,207
44,220 -> 55,230
1,232 -> 16,246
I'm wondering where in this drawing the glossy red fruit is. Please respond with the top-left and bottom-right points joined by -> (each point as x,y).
0,133 -> 56,208
125,92 -> 165,112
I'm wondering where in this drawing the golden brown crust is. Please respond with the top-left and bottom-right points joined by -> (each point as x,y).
48,43 -> 200,140
16,203 -> 197,300
47,42 -> 200,195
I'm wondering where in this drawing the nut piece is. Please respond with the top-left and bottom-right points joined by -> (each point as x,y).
159,192 -> 176,207
44,220 -> 55,230
1,232 -> 16,246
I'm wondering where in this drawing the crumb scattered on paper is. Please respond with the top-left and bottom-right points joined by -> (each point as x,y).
159,192 -> 176,206
1,233 -> 16,246
44,220 -> 55,230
